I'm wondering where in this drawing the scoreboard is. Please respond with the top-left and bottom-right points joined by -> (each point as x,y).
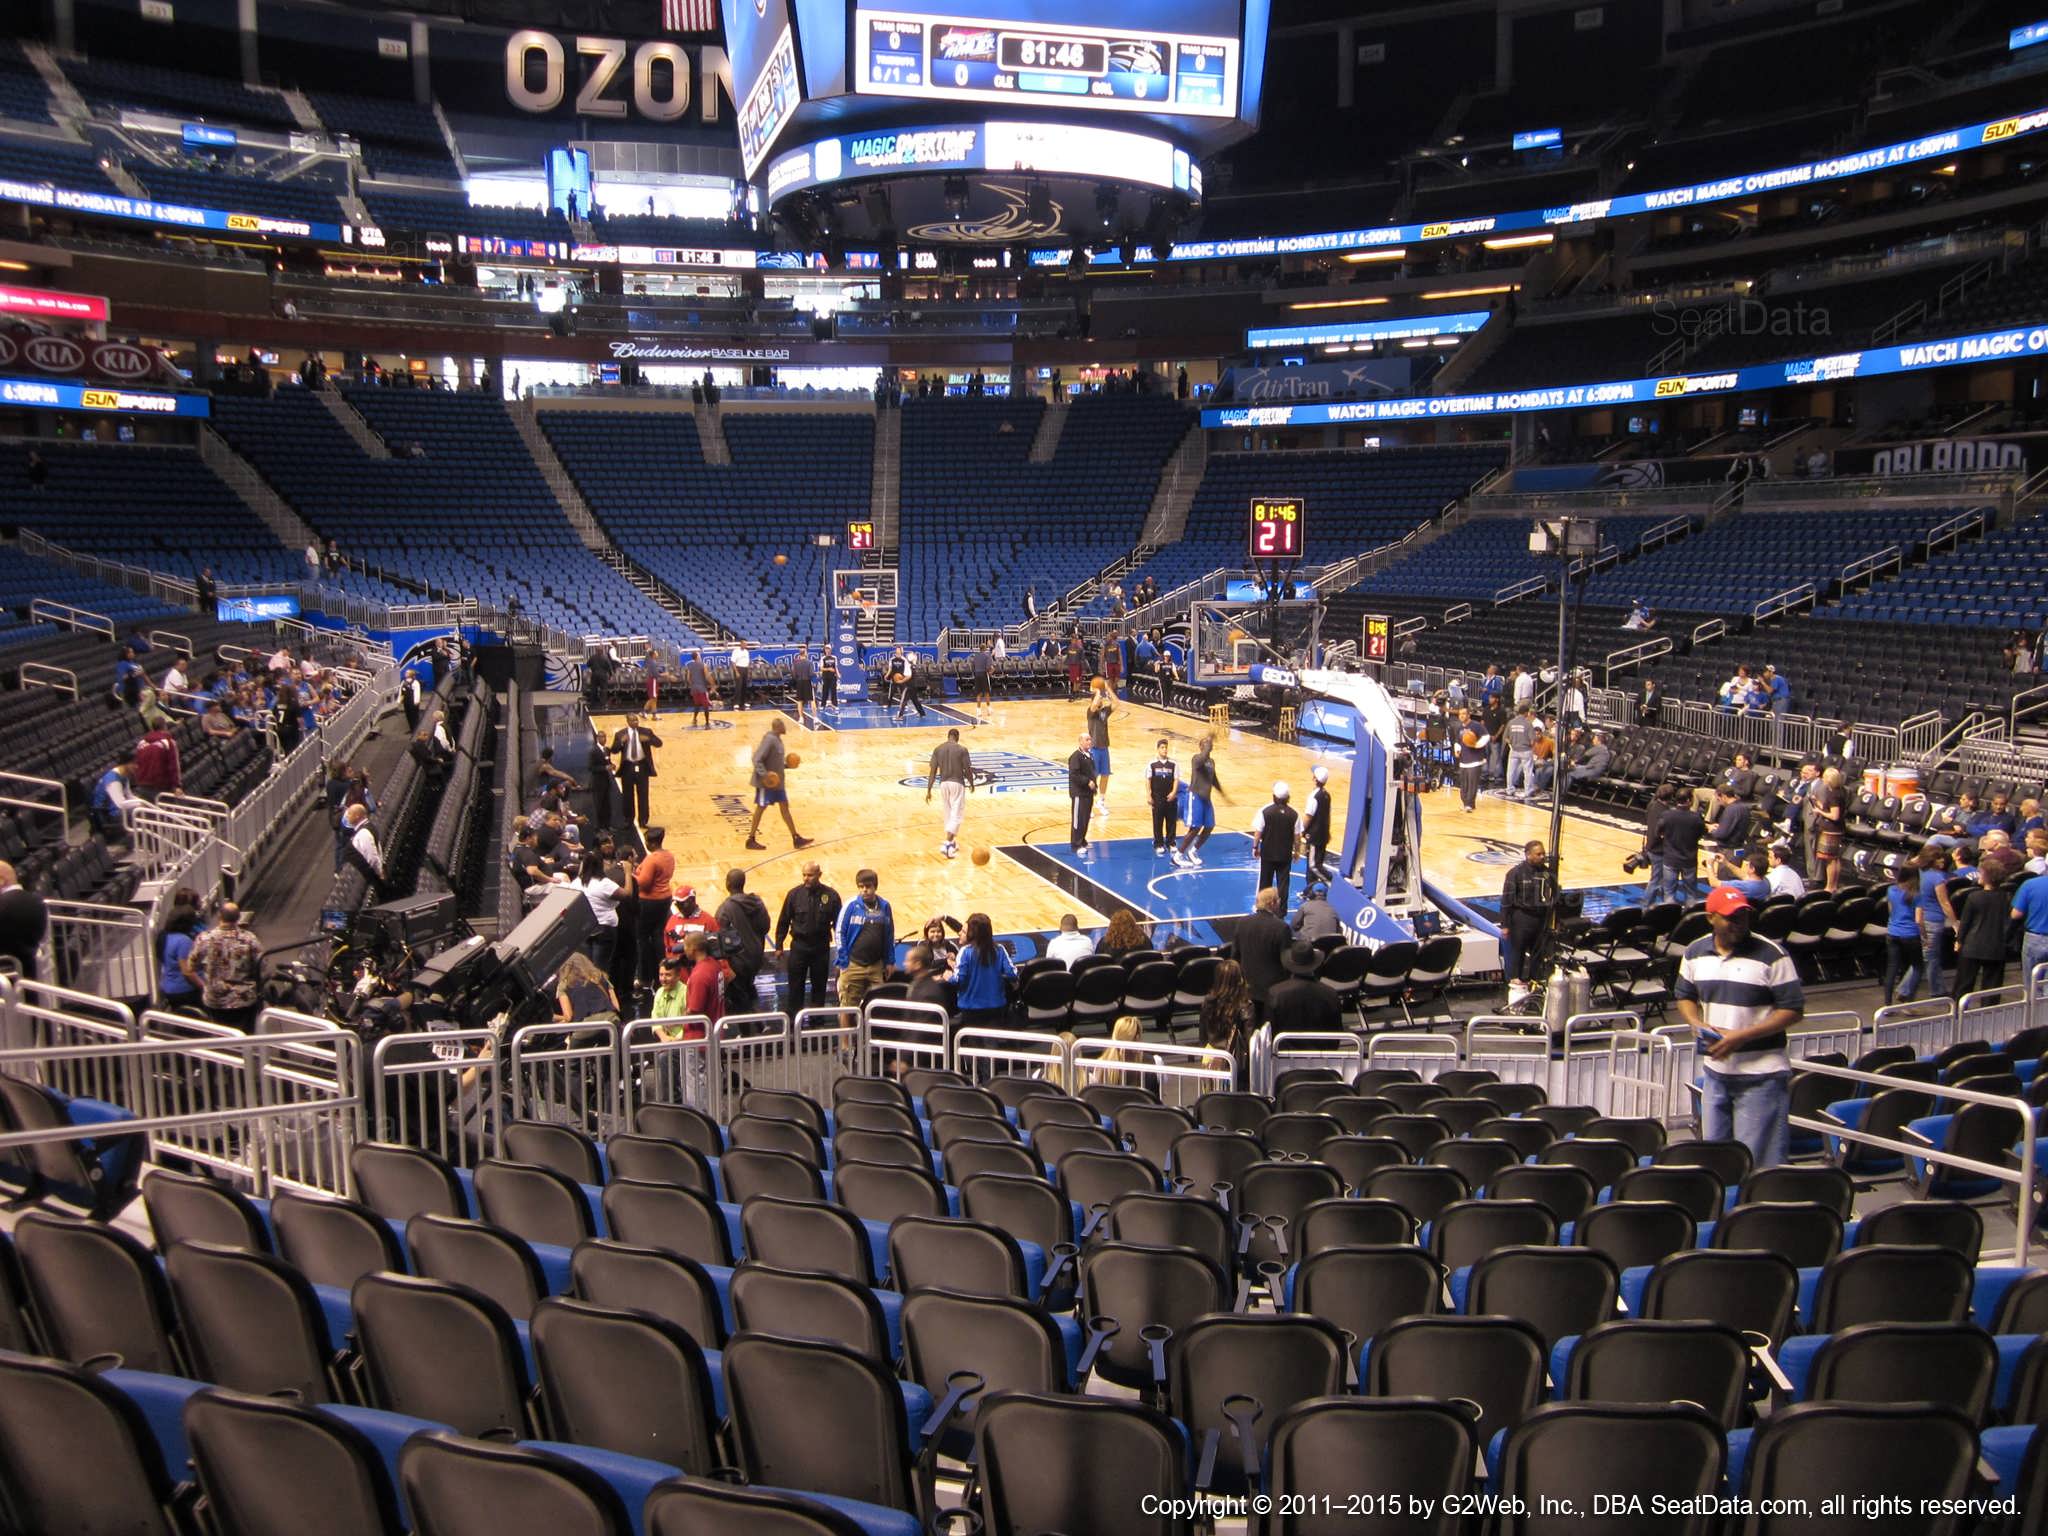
855,9 -> 1239,117
1363,614 -> 1390,663
847,519 -> 877,551
1248,496 -> 1304,562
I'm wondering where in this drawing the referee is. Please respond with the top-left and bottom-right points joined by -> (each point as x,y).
926,727 -> 975,860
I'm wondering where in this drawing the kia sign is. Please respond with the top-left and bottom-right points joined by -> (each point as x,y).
90,342 -> 155,383
0,286 -> 110,323
23,335 -> 84,374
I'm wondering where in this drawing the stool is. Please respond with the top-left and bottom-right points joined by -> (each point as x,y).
1208,703 -> 1231,731
1277,707 -> 1297,739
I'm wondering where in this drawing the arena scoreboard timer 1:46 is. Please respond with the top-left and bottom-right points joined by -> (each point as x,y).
1249,496 -> 1304,561
847,519 -> 877,551
855,9 -> 1238,117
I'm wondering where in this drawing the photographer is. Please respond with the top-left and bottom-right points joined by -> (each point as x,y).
1645,783 -> 1705,907
1500,840 -> 1553,1008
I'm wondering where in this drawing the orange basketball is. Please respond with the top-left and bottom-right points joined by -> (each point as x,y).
971,846 -> 991,866
1460,729 -> 1479,748
761,770 -> 783,789
784,752 -> 801,768
774,553 -> 789,565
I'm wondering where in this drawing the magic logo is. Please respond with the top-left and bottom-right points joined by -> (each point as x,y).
897,749 -> 1067,793
1462,834 -> 1526,867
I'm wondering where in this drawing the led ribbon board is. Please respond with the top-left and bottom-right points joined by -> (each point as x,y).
1200,323 -> 2048,427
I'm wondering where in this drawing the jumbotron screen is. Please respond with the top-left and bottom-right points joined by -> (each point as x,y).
854,1 -> 1242,118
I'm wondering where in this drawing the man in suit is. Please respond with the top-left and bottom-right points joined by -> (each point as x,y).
1234,887 -> 1291,1023
1067,731 -> 1097,854
610,714 -> 661,826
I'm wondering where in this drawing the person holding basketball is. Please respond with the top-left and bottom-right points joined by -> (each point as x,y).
926,727 -> 975,860
819,648 -> 841,712
1085,678 -> 1116,816
1455,705 -> 1489,813
1174,733 -> 1225,867
746,717 -> 814,851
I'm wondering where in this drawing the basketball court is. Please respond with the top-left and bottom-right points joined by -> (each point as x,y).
601,695 -> 1648,947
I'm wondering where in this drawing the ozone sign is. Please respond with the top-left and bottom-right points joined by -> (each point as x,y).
505,31 -> 732,123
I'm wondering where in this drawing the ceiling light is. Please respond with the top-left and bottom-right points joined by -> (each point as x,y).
1341,248 -> 1406,263
1482,233 -> 1553,250
1419,284 -> 1515,299
1286,296 -> 1390,311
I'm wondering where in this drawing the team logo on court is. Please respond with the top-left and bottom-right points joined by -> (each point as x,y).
896,750 -> 1065,794
1462,834 -> 1525,867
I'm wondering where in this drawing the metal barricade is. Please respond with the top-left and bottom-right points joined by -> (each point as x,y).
509,1021 -> 624,1139
1959,986 -> 2033,1050
952,1027 -> 1066,1092
1365,1032 -> 1462,1080
787,1007 -> 865,1105
1559,1012 -> 1646,1110
1070,1037 -> 1235,1108
1871,997 -> 1954,1057
862,999 -> 950,1080
1463,1016 -> 1551,1088
622,1017 -> 714,1126
709,1012 -> 808,1116
369,1028 -> 504,1170
1602,1030 -> 1674,1120
248,1007 -> 359,1196
1651,1024 -> 1698,1129
1253,1029 -> 1365,1095
1787,1011 -> 1866,1061
1789,1058 -> 2038,1265
43,900 -> 155,1005
137,1011 -> 272,1186
1,978 -> 138,1106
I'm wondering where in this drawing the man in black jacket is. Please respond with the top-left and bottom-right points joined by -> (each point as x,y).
1234,887 -> 1291,1022
716,866 -> 771,1012
1250,781 -> 1301,909
1266,941 -> 1341,1033
609,714 -> 661,826
1067,731 -> 1097,854
773,861 -> 842,1021
1500,840 -> 1553,1007
1652,791 -> 1706,907
0,861 -> 46,980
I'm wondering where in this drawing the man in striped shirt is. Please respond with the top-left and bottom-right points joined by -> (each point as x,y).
1675,885 -> 1805,1168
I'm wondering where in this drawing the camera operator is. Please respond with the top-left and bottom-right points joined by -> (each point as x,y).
1500,840 -> 1554,1008
1645,782 -> 1706,907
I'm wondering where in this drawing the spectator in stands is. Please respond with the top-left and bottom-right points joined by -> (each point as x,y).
509,826 -> 562,889
716,867 -> 770,1011
112,646 -> 144,709
1267,942 -> 1341,1033
1623,600 -> 1654,632
1560,671 -> 1588,732
2023,799 -> 2046,839
1705,788 -> 1753,857
1236,886 -> 1291,1023
1292,881 -> 1339,941
1198,958 -> 1253,1077
1924,792 -> 1981,851
1564,731 -> 1612,791
1510,665 -> 1534,711
835,869 -> 894,1011
1692,750 -> 1758,816
409,729 -> 451,783
25,449 -> 45,490
662,886 -> 718,967
1716,666 -> 1752,713
1982,792 -> 2021,840
2011,862 -> 2048,988
133,721 -> 181,801
632,827 -> 675,994
569,851 -> 623,969
2028,832 -> 2048,877
1676,885 -> 1804,1168
897,944 -> 952,1010
1482,689 -> 1508,786
1762,665 -> 1790,716
556,951 -> 622,1029
534,747 -> 581,796
1810,767 -> 1847,892
305,540 -> 321,577
1045,914 -> 1095,968
952,913 -> 1016,1032
1823,723 -> 1855,764
92,752 -> 140,839
1881,864 -> 1927,1005
1712,849 -> 1772,904
154,888 -> 204,1012
188,902 -> 264,1032
674,932 -> 724,1034
401,669 -> 424,732
1766,843 -> 1806,900
195,569 -> 216,611
914,916 -> 959,973
0,861 -> 46,982
1953,863 -> 2013,997
1648,784 -> 1704,907
648,957 -> 690,1034
161,655 -> 189,700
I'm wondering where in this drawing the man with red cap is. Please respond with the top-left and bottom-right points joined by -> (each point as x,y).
661,885 -> 720,965
1675,884 -> 1805,1167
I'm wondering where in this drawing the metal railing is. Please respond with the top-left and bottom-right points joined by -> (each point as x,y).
1751,582 -> 1816,622
1838,546 -> 1902,591
1603,636 -> 1671,685
1494,574 -> 1549,605
28,596 -> 113,640
1741,472 -> 2019,510
19,530 -> 198,611
1925,507 -> 1988,555
1794,1058 -> 2038,1266
19,662 -> 77,697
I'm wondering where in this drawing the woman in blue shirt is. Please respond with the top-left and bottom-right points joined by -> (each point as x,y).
1882,865 -> 1924,1006
157,888 -> 206,1013
1912,846 -> 1955,1001
950,911 -> 1017,1032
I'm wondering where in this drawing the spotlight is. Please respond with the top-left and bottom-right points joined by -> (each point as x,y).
1094,184 -> 1119,227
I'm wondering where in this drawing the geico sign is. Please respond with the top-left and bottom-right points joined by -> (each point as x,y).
506,31 -> 732,123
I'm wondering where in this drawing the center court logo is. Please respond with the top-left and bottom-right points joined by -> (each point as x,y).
897,749 -> 1065,793
1462,834 -> 1525,867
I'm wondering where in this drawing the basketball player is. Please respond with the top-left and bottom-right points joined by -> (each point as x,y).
746,717 -> 814,851
925,727 -> 975,858
968,640 -> 994,723
1301,764 -> 1333,882
1067,731 -> 1097,854
1173,732 -> 1224,866
1085,678 -> 1115,815
819,648 -> 840,712
789,647 -> 815,729
684,651 -> 714,729
1147,737 -> 1179,856
1250,781 -> 1301,908
1455,706 -> 1488,813
894,649 -> 928,720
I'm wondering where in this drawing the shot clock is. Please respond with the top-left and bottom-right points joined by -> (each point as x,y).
847,520 -> 877,551
1248,496 -> 1304,562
